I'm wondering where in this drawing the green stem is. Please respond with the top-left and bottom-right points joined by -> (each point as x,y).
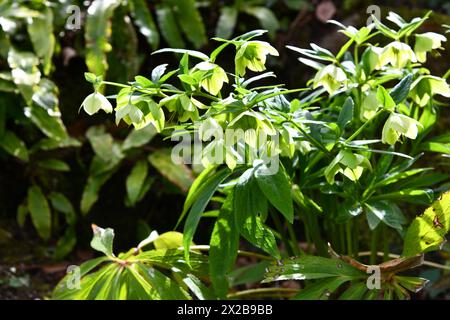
286,222 -> 303,256
290,121 -> 330,154
345,109 -> 385,143
346,220 -> 353,256
227,288 -> 299,299
443,67 -> 450,80
248,88 -> 309,108
381,224 -> 389,262
182,245 -> 274,261
358,251 -> 450,271
101,81 -> 220,101
270,209 -> 294,256
370,225 -> 380,264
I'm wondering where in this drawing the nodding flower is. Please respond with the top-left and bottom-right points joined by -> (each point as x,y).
235,41 -> 279,76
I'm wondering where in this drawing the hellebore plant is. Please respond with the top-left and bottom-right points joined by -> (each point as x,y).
56,12 -> 450,300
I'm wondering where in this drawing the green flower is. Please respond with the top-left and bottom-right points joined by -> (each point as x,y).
235,41 -> 279,76
382,113 -> 422,145
195,61 -> 228,95
360,90 -> 379,121
409,75 -> 450,107
313,64 -> 347,95
81,92 -> 113,115
414,32 -> 446,63
324,150 -> 372,184
380,41 -> 416,69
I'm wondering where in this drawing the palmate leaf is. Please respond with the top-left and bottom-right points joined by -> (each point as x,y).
402,191 -> 450,257
53,227 -> 212,300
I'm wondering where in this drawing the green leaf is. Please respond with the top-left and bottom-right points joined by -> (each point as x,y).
153,48 -> 209,61
52,256 -> 109,299
242,7 -> 279,39
371,189 -> 433,205
25,105 -> 68,141
53,227 -> 77,260
37,158 -> 70,172
17,203 -> 28,228
372,14 -> 398,39
337,97 -> 354,131
390,74 -> 413,104
209,195 -> 239,298
365,200 -> 406,231
129,0 -> 159,49
371,168 -> 432,190
81,168 -> 115,215
148,149 -> 194,193
85,0 -> 121,76
233,170 -> 278,258
215,6 -> 238,39
376,86 -> 395,111
48,192 -> 76,225
27,8 -> 54,75
263,255 -> 364,282
183,168 -> 231,263
293,277 -> 350,300
172,270 -> 215,300
122,125 -> 156,150
126,159 -> 148,206
229,261 -> 271,287
339,282 -> 368,300
155,5 -> 185,48
27,185 -> 51,241
0,130 -> 29,161
419,142 -> 450,154
167,0 -> 206,48
402,191 -> 450,257
90,224 -> 115,258
132,263 -> 190,300
241,215 -> 280,259
255,165 -> 294,223
153,231 -> 184,250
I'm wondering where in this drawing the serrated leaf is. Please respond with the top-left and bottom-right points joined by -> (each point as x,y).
337,97 -> 354,131
183,168 -> 231,263
402,191 -> 450,257
210,195 -> 239,298
254,165 -> 293,223
390,74 -> 413,104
